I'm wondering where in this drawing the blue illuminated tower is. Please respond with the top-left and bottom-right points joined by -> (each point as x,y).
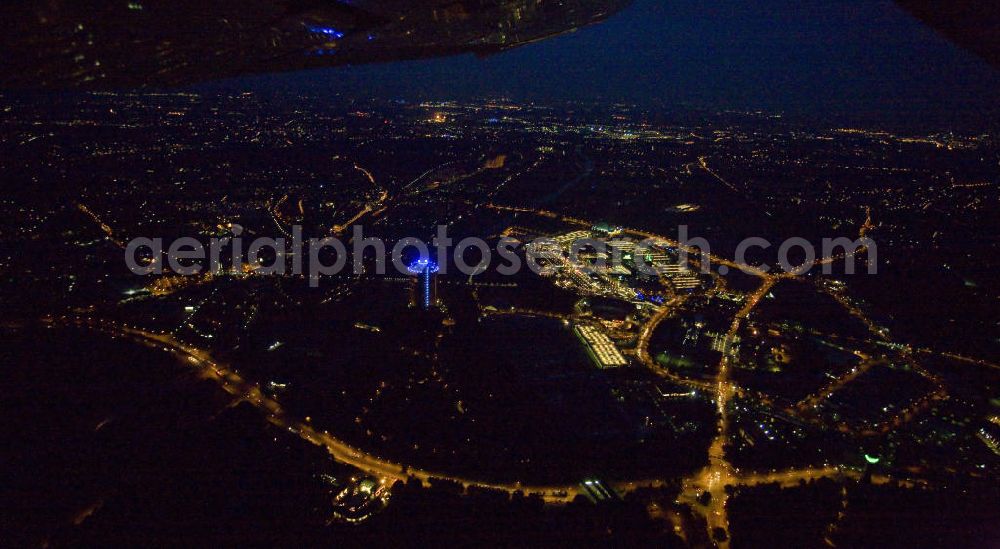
407,258 -> 440,310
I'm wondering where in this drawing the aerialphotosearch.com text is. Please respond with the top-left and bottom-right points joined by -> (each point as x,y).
125,224 -> 877,287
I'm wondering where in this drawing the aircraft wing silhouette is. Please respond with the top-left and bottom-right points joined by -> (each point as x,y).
894,0 -> 1000,68
0,1 -> 995,91
0,0 -> 632,90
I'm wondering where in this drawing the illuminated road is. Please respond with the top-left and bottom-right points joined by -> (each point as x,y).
634,297 -> 716,392
677,278 -> 777,547
59,314 -> 896,518
794,357 -> 877,415
698,156 -> 741,194
815,206 -> 875,268
932,351 -> 1000,371
269,194 -> 294,238
478,307 -> 576,322
53,317 -> 584,504
77,202 -> 125,248
329,164 -> 387,235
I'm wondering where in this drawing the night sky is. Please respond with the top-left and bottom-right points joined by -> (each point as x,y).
215,0 -> 1000,126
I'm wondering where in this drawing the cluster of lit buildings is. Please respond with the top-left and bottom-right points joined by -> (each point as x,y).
980,415 -> 1000,457
575,324 -> 627,369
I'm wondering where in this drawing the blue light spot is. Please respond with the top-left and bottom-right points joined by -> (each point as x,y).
407,257 -> 440,275
307,25 -> 345,39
